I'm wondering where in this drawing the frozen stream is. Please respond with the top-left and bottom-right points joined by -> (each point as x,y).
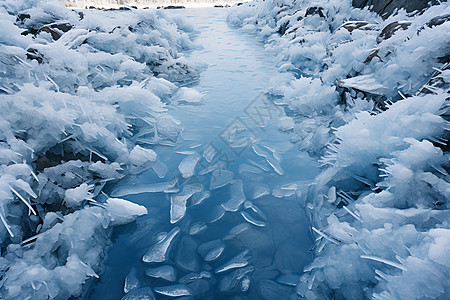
87,8 -> 320,299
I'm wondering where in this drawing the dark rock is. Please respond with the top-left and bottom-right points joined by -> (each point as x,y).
377,21 -> 411,43
364,49 -> 380,63
426,13 -> 450,28
277,21 -> 290,35
39,22 -> 73,41
352,0 -> 445,18
337,21 -> 369,32
164,6 -> 185,9
305,6 -> 325,18
16,13 -> 30,22
26,48 -> 44,64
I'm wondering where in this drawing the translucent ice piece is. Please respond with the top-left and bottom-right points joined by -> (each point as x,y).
154,284 -> 192,297
121,287 -> 155,300
124,268 -> 140,293
210,170 -> 233,190
241,211 -> 267,227
215,250 -> 250,273
178,155 -> 200,179
218,266 -> 254,292
112,182 -> 178,197
221,180 -> 246,212
146,266 -> 176,282
143,227 -> 180,263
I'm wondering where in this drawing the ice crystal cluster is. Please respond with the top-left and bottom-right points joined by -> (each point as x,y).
229,1 -> 449,299
0,1 -> 198,298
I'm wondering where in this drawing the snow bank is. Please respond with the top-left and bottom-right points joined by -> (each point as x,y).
0,0 -> 198,298
229,1 -> 450,299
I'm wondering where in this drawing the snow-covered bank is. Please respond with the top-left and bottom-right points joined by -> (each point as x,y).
63,0 -> 241,9
0,1 -> 199,298
229,1 -> 449,299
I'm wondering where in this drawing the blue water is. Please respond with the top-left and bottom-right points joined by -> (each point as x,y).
87,8 -> 319,299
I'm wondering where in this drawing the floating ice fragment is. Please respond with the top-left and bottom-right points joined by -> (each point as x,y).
179,271 -> 212,284
189,222 -> 207,236
245,202 -> 268,220
224,223 -> 250,240
175,237 -> 199,272
170,185 -> 202,223
197,240 -> 225,261
251,185 -> 270,199
121,287 -> 155,300
221,180 -> 246,212
272,184 -> 298,198
174,87 -> 204,103
154,284 -> 192,297
252,144 -> 284,175
207,206 -> 226,223
265,155 -> 285,175
239,164 -> 263,174
241,211 -> 266,227
215,250 -> 250,273
240,275 -> 251,292
152,160 -> 168,178
244,201 -> 253,209
276,274 -> 300,286
210,170 -> 234,190
190,190 -> 211,206
252,144 -> 270,158
107,198 -> 148,226
111,182 -> 178,197
176,150 -> 197,155
146,266 -> 177,282
205,245 -> 225,262
277,116 -> 295,131
178,155 -> 200,179
124,268 -> 140,293
143,227 -> 180,263
248,160 -> 271,172
219,266 -> 254,292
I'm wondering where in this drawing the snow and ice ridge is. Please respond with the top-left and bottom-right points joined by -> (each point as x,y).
0,1 -> 198,299
229,1 -> 450,299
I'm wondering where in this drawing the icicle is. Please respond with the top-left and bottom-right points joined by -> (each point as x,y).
46,75 -> 60,92
28,166 -> 39,182
9,185 -> 37,215
312,227 -> 340,245
397,91 -> 407,100
0,212 -> 14,237
21,234 -> 39,246
343,206 -> 362,222
360,255 -> 407,271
